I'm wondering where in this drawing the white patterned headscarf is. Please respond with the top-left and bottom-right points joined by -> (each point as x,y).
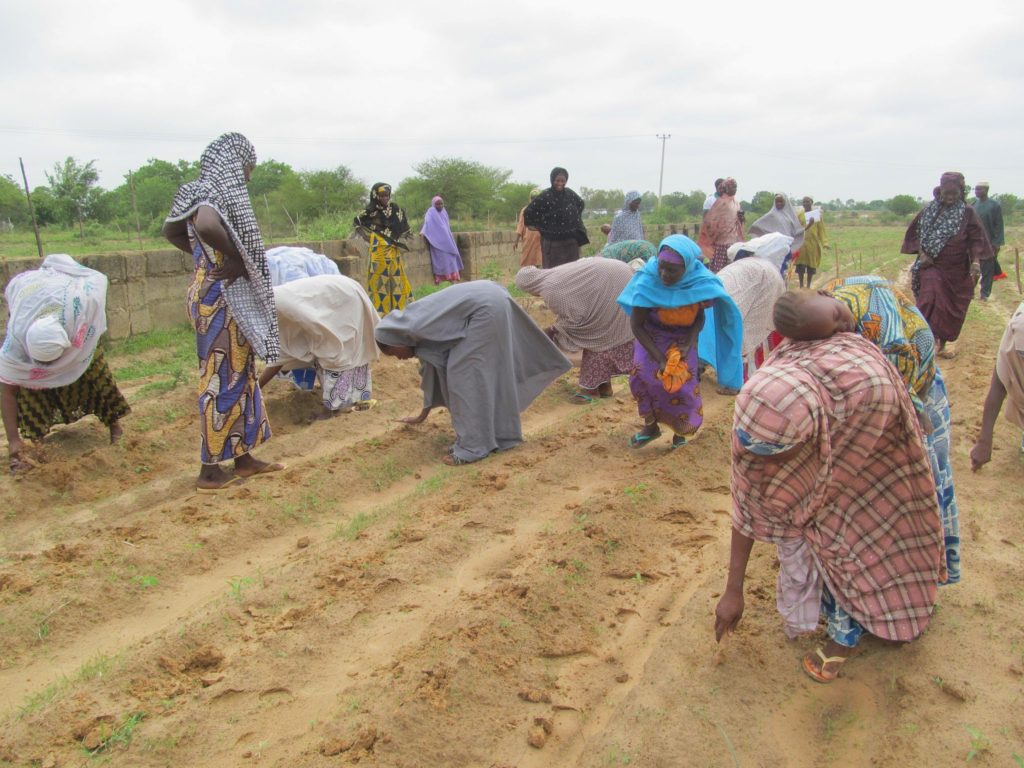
165,132 -> 280,363
0,254 -> 108,388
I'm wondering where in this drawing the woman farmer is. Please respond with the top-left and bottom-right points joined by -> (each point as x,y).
698,177 -> 744,273
420,196 -> 463,284
375,281 -> 571,466
515,258 -> 635,402
1,254 -> 130,473
970,299 -> 1024,470
748,193 -> 804,262
163,132 -> 284,493
514,188 -> 543,267
354,182 -> 412,314
523,167 -> 587,269
617,234 -> 742,449
776,280 -> 962,585
901,171 -> 992,358
715,330 -> 944,683
260,274 -> 380,418
600,239 -> 656,266
607,190 -> 644,244
794,197 -> 827,288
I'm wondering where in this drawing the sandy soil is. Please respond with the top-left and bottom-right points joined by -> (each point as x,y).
0,292 -> 1022,768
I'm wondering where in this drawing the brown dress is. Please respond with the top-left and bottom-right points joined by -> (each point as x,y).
901,206 -> 992,343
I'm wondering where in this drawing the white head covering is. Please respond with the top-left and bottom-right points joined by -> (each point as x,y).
25,315 -> 71,362
0,254 -> 108,388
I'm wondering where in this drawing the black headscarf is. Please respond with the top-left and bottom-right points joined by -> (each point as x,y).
550,167 -> 569,184
354,182 -> 411,248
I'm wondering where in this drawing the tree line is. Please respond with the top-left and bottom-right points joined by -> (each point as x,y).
1,156 -> 1019,240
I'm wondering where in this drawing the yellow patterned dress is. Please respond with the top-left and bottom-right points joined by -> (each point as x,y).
367,232 -> 412,314
186,222 -> 271,463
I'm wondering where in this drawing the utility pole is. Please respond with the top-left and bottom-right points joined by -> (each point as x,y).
656,134 -> 671,208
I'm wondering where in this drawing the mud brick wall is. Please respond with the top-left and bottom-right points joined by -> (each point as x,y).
1,223 -> 694,340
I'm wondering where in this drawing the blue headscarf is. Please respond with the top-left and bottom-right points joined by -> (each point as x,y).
618,235 -> 744,390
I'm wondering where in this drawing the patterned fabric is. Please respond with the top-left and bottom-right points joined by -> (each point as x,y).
601,240 -> 656,264
821,584 -> 865,648
166,133 -> 279,364
514,259 -> 634,353
918,199 -> 967,257
607,191 -> 643,244
367,233 -> 412,314
188,226 -> 271,464
579,341 -> 633,390
698,194 -> 743,266
266,246 -> 339,287
1,254 -> 109,389
731,334 -> 944,643
923,372 -> 960,584
824,275 -> 935,412
996,300 -> 1024,429
523,186 -> 586,241
709,244 -> 731,273
516,206 -> 543,267
15,349 -> 129,440
630,311 -> 705,437
319,363 -> 373,411
354,183 -> 410,247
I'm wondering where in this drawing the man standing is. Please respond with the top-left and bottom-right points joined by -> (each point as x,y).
973,182 -> 1006,300
703,178 -> 725,219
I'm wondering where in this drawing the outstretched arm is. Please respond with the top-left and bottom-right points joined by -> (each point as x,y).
970,368 -> 1007,471
714,528 -> 755,641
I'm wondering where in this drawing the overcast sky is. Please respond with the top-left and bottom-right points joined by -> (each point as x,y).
2,0 -> 1022,204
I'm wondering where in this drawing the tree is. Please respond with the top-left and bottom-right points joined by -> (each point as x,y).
749,191 -> 775,215
397,157 -> 512,222
994,193 -> 1019,222
0,174 -> 29,227
45,157 -> 101,235
887,194 -> 919,217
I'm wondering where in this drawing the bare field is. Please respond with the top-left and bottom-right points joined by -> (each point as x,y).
1,279 -> 1023,767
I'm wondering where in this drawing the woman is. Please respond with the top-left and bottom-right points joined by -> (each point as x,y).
600,239 -> 656,266
901,172 -> 992,358
617,235 -> 742,449
698,177 -> 744,272
163,132 -> 283,493
1,254 -> 130,473
522,167 -> 587,269
714,332 -> 944,683
354,182 -> 412,314
700,239 -> 789,384
607,190 -> 644,244
515,259 -> 635,402
260,275 -> 380,418
794,197 -> 828,288
748,193 -> 804,256
514,188 -> 543,267
375,281 -> 571,465
775,279 -> 962,585
971,299 -> 1024,470
420,196 -> 463,284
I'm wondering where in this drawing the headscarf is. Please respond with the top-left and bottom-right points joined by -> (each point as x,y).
266,246 -> 340,287
165,132 -> 280,363
726,233 -> 794,276
918,172 -> 967,256
617,235 -> 744,389
601,239 -> 656,264
354,182 -> 411,247
420,197 -> 460,262
514,259 -> 634,353
25,315 -> 70,362
711,257 -> 786,358
607,190 -> 644,244
748,194 -> 804,253
550,167 -> 569,184
0,254 -> 108,388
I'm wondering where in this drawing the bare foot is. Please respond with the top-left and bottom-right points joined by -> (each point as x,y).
196,464 -> 239,490
234,456 -> 285,478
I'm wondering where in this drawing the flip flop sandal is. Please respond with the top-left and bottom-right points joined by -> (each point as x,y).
630,428 -> 661,448
569,392 -> 595,405
236,462 -> 286,479
196,475 -> 247,494
353,399 -> 379,411
442,453 -> 475,466
801,647 -> 849,684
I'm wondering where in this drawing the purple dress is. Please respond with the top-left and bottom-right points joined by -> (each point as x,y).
420,203 -> 464,283
629,305 -> 706,438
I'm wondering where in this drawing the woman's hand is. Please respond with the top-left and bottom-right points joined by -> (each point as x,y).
209,256 -> 248,285
969,260 -> 982,284
397,407 -> 431,425
918,254 -> 935,269
714,587 -> 744,642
